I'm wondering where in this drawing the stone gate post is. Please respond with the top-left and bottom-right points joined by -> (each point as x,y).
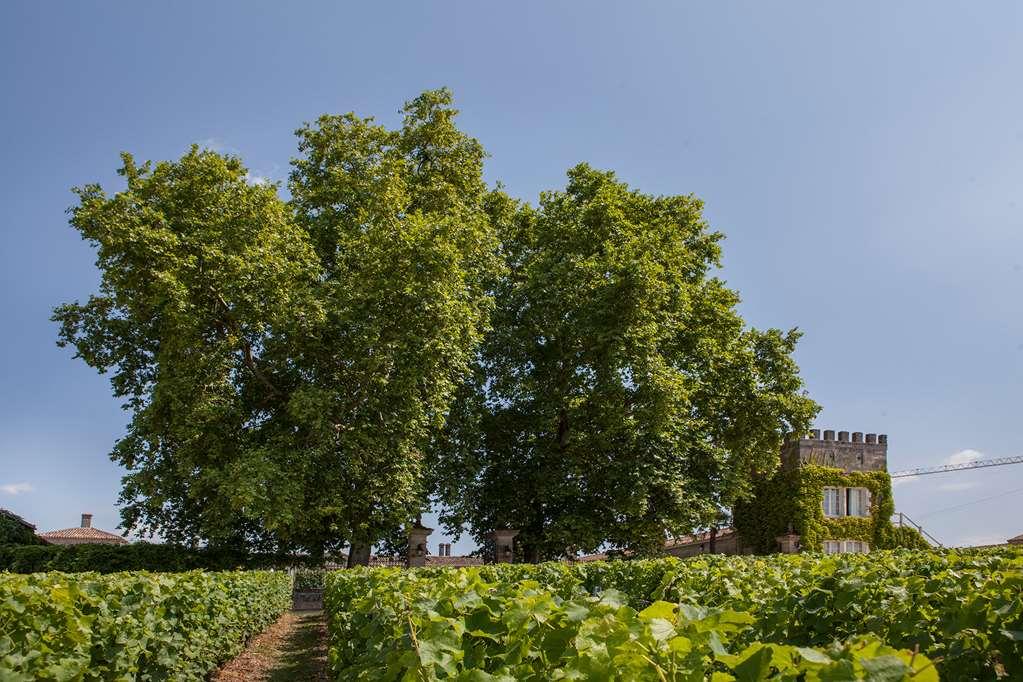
489,529 -> 519,563
407,521 -> 434,568
776,532 -> 801,554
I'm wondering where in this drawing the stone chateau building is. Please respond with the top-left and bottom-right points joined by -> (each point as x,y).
665,428 -> 896,558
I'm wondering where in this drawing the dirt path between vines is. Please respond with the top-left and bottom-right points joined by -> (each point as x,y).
213,610 -> 330,681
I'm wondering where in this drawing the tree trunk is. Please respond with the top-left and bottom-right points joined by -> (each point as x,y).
347,541 -> 371,567
709,526 -> 717,554
309,544 -> 325,567
523,542 -> 540,564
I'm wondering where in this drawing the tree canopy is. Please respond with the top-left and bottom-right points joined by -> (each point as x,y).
430,165 -> 818,561
55,90 -> 500,560
56,91 -> 815,563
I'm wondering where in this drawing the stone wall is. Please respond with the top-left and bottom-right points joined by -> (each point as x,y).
663,529 -> 748,558
781,429 -> 887,473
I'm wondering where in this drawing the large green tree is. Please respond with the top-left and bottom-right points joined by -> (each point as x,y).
431,165 -> 818,561
54,149 -> 320,551
55,90 -> 499,562
286,90 -> 499,563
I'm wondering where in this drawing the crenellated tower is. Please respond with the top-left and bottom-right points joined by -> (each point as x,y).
781,429 -> 888,472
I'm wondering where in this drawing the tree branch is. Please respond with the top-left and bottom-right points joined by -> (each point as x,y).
211,289 -> 280,397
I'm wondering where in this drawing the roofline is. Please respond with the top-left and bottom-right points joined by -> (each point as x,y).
0,508 -> 36,531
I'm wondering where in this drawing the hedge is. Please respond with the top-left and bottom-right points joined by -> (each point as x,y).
0,541 -> 324,574
0,570 -> 291,680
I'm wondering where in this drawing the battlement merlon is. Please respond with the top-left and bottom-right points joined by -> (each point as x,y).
781,429 -> 888,472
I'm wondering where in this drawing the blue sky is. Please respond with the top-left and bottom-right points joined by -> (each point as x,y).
1,2 -> 1021,554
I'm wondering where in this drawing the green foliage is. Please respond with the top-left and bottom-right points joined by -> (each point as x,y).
285,89 -> 501,558
733,465 -> 908,553
889,524 -> 931,550
432,165 -> 819,561
0,514 -> 40,546
0,570 -> 291,680
0,542 -> 325,574
651,549 -> 1023,680
52,145 -> 321,550
354,548 -> 1020,679
53,90 -> 500,557
293,568 -> 328,591
322,563 -> 937,680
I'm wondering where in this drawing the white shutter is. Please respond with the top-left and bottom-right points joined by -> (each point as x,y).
822,488 -> 839,517
847,488 -> 859,516
859,489 -> 870,517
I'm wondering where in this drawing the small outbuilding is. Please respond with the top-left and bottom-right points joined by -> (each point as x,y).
1,508 -> 44,544
37,513 -> 128,546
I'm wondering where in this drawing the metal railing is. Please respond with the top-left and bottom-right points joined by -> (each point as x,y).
892,512 -> 944,548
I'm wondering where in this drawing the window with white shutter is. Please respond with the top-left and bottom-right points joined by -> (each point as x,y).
823,539 -> 871,554
845,488 -> 870,517
822,488 -> 840,517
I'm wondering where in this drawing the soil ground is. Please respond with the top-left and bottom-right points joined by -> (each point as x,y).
213,610 -> 330,681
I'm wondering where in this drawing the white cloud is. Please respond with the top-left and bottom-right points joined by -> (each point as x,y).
937,481 -> 979,492
945,449 -> 983,466
891,475 -> 920,487
243,172 -> 270,186
197,137 -> 228,153
1,482 -> 33,495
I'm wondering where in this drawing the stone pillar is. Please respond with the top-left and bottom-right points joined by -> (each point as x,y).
407,522 -> 433,568
776,533 -> 801,554
490,529 -> 519,563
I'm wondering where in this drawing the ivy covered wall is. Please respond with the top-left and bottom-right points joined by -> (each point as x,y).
733,465 -> 928,553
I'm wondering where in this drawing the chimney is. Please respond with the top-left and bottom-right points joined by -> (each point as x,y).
81,513 -> 93,528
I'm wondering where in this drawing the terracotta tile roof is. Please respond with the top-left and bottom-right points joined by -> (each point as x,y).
1009,534 -> 1023,545
573,529 -> 739,563
329,555 -> 486,569
664,527 -> 736,550
367,556 -> 406,567
575,552 -> 609,562
425,555 -> 484,567
38,526 -> 129,545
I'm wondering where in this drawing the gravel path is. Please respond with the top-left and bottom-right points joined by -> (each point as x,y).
213,610 -> 330,681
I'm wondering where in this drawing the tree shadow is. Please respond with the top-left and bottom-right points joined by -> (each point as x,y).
267,611 -> 329,682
